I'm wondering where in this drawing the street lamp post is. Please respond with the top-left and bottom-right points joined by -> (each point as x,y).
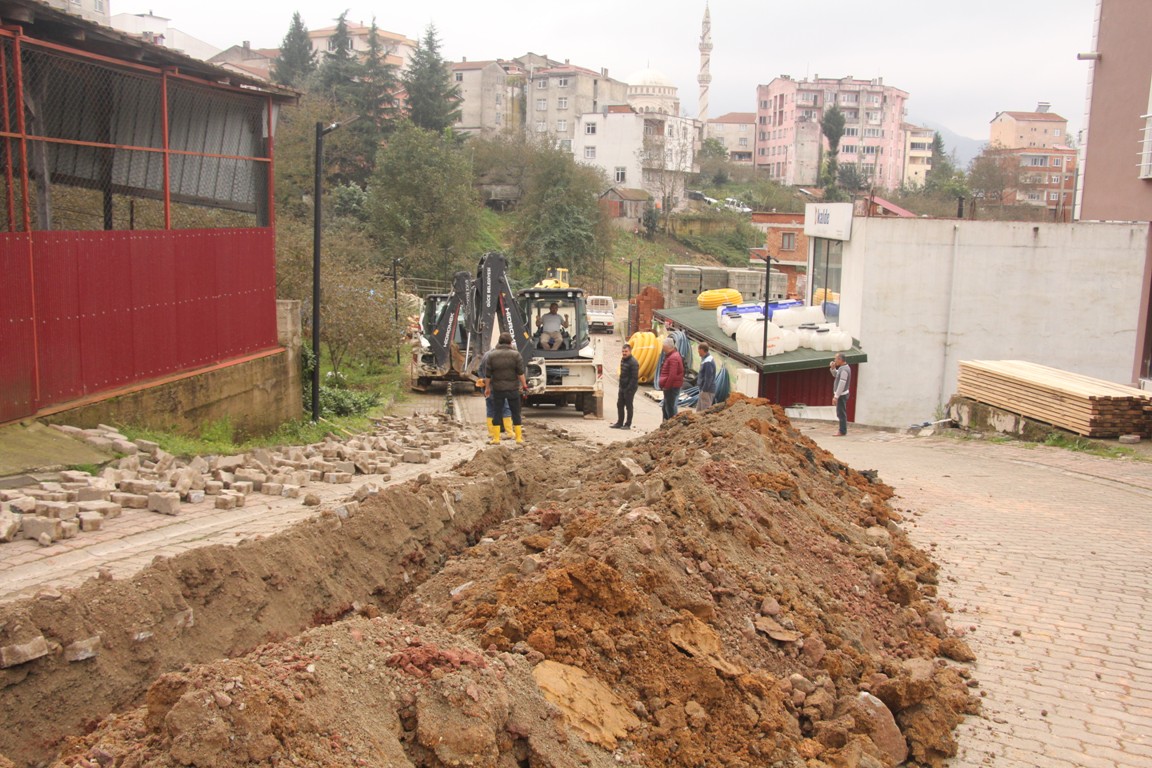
311,116 -> 358,422
393,257 -> 401,365
761,253 -> 779,358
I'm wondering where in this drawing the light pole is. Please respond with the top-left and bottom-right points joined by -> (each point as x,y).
311,116 -> 358,422
761,253 -> 779,358
392,257 -> 401,365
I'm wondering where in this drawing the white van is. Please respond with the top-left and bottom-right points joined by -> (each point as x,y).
586,295 -> 616,334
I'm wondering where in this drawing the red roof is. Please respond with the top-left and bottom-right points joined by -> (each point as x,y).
606,104 -> 635,114
993,111 -> 1067,123
710,112 -> 755,124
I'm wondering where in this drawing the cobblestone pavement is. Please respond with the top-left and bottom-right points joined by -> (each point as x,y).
807,425 -> 1152,768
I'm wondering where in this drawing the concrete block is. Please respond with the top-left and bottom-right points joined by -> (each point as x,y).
147,492 -> 181,516
169,468 -> 196,495
184,490 -> 206,504
231,481 -> 254,495
36,500 -> 78,520
332,501 -> 360,520
64,636 -> 101,662
121,479 -> 160,495
112,439 -> 139,455
22,516 -> 62,542
214,494 -> 237,510
60,520 -> 80,539
110,492 -> 149,509
134,438 -> 160,456
234,470 -> 266,491
73,486 -> 109,502
281,484 -> 301,499
401,450 -> 430,464
323,472 -> 353,484
77,500 -> 122,518
214,455 -> 246,472
0,636 -> 50,668
9,497 -> 38,515
59,470 -> 93,483
204,480 -> 224,495
1119,434 -> 1142,444
154,451 -> 176,473
261,482 -> 284,496
78,512 -> 104,532
0,511 -> 20,542
332,460 -> 356,475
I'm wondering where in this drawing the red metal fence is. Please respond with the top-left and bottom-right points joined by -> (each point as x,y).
0,29 -> 281,424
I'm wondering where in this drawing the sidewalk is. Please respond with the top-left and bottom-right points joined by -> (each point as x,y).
808,424 -> 1152,768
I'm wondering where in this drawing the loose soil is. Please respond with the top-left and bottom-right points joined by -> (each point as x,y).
1,396 -> 978,768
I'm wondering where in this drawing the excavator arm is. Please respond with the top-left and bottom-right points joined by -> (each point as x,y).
473,252 -> 534,362
426,270 -> 472,370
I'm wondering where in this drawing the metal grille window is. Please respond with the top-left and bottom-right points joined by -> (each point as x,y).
0,36 -> 276,232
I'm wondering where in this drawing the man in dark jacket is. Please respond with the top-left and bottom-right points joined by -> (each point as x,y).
483,333 -> 528,444
696,342 -> 717,411
659,337 -> 684,422
611,343 -> 639,429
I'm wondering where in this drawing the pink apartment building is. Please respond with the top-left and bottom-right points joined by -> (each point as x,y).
755,75 -> 909,190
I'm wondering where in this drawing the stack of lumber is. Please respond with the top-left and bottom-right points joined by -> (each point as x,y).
957,360 -> 1152,438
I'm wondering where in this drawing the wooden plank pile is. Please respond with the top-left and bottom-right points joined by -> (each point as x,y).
957,360 -> 1152,438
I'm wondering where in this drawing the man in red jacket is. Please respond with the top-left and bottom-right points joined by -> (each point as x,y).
659,337 -> 685,422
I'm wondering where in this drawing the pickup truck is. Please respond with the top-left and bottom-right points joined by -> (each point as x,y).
586,295 -> 616,334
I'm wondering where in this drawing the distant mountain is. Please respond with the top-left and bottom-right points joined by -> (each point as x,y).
911,119 -> 986,168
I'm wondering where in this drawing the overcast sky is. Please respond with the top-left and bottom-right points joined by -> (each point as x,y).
135,0 -> 1098,141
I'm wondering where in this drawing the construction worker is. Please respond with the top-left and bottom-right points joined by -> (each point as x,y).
659,337 -> 684,422
483,332 -> 528,444
477,349 -> 513,438
696,342 -> 717,411
537,303 -> 568,350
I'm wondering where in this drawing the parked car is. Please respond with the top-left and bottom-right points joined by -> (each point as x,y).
724,197 -> 752,213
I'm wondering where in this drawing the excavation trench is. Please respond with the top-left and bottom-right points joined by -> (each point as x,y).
1,398 -> 979,768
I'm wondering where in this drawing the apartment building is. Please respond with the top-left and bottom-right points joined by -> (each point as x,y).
572,106 -> 699,211
110,11 -> 220,60
902,124 -> 935,188
450,59 -> 526,136
308,22 -> 416,71
46,0 -> 109,25
706,112 -> 755,164
755,75 -> 909,190
989,103 -> 1068,149
1078,0 -> 1152,221
520,53 -> 630,147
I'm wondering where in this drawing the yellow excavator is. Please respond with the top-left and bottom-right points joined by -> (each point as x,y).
533,266 -> 569,289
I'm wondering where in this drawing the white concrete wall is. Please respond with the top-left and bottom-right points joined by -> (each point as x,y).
837,218 -> 1150,428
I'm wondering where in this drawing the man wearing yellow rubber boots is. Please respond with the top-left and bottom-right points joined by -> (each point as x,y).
483,333 -> 528,444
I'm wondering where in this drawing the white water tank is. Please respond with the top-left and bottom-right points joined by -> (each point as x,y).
737,317 -> 785,356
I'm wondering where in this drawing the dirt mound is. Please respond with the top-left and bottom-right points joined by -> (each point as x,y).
2,397 -> 977,767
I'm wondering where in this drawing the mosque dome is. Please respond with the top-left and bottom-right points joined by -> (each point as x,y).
626,68 -> 675,88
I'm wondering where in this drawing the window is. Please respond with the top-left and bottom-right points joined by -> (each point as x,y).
843,127 -> 859,137
781,232 -> 796,251
758,147 -> 767,156
557,97 -> 568,109
535,121 -> 547,132
865,111 -> 881,123
560,139 -> 572,151
861,146 -> 881,155
1026,156 -> 1047,167
1026,191 -> 1043,201
537,79 -> 547,89
615,167 -> 626,183
867,94 -> 881,105
94,0 -> 105,9
1049,192 -> 1059,201
584,122 -> 597,135
454,72 -> 463,82
910,142 -> 929,150
738,137 -> 748,147
495,113 -> 502,125
811,238 -> 844,307
843,110 -> 859,120
1142,82 -> 1152,178
327,37 -> 353,51
536,98 -> 547,111
584,146 -> 597,159
840,93 -> 858,104
841,145 -> 858,154
739,124 -> 748,132
556,119 -> 568,132
557,77 -> 569,87
1053,128 -> 1062,136
863,128 -> 883,138
1051,157 -> 1062,167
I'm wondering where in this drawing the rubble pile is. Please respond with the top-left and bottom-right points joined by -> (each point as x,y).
1,398 -> 979,767
0,415 -> 467,546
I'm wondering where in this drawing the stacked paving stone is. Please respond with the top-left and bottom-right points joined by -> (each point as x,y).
0,414 -> 468,548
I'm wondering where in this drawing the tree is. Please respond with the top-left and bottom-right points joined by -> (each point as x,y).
315,11 -> 359,102
401,25 -> 462,133
272,12 -> 316,88
367,124 -> 480,283
820,104 -> 846,192
356,18 -> 400,128
968,145 -> 1020,208
837,162 -> 872,193
511,142 -> 610,280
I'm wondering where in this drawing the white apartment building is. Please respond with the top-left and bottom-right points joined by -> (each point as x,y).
572,106 -> 699,211
756,75 -> 909,190
902,124 -> 935,187
47,0 -> 110,25
110,11 -> 220,60
706,112 -> 755,164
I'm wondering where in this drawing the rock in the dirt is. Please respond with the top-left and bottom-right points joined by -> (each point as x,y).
303,493 -> 321,507
0,636 -> 50,668
844,691 -> 908,765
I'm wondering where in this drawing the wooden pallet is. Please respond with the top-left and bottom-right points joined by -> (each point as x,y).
957,360 -> 1152,438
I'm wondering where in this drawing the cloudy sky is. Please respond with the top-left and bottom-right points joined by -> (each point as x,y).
135,0 -> 1098,141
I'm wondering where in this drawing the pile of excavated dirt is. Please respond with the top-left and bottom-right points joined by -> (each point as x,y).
2,397 -> 978,768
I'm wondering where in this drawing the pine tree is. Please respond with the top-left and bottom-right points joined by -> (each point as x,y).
401,25 -> 462,133
820,104 -> 846,194
272,12 -> 316,88
316,11 -> 358,101
357,18 -> 399,128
